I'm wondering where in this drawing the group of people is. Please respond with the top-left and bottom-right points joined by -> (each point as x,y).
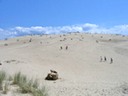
60,46 -> 68,50
100,56 -> 113,64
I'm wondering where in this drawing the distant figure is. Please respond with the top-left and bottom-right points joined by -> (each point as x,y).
4,43 -> 8,46
109,39 -> 112,41
40,42 -> 42,44
101,36 -> 103,38
60,46 -> 63,50
63,38 -> 66,41
110,58 -> 113,64
66,46 -> 68,50
29,38 -> 32,42
104,56 -> 107,62
96,40 -> 99,43
100,56 -> 103,62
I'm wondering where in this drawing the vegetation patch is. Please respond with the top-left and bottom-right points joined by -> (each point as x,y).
0,71 -> 48,96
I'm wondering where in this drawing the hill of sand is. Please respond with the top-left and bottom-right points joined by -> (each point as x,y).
0,33 -> 128,96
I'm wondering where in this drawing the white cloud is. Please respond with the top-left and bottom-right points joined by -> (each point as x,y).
0,23 -> 128,39
0,28 -> 4,32
109,25 -> 128,35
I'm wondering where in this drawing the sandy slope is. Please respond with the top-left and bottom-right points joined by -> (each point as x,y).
0,33 -> 128,96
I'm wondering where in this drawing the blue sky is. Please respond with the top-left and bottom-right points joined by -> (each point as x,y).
0,0 -> 128,27
0,0 -> 128,39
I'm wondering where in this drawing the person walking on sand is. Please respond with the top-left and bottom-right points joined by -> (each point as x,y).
60,46 -> 62,50
110,58 -> 113,64
104,56 -> 107,62
100,56 -> 103,62
66,46 -> 68,50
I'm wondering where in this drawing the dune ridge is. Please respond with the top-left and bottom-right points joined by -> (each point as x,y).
0,33 -> 128,96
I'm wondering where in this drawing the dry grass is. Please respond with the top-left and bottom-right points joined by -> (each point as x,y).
12,72 -> 48,96
0,71 -> 48,96
0,70 -> 6,90
2,81 -> 9,94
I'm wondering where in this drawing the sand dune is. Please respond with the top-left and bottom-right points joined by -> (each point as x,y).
0,33 -> 128,96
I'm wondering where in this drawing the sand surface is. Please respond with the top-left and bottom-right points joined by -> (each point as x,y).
0,33 -> 128,96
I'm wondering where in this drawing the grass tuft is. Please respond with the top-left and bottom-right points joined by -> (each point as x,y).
13,72 -> 22,85
32,87 -> 48,96
31,79 -> 39,89
0,70 -> 6,90
13,72 -> 38,94
0,71 -> 48,96
8,75 -> 13,81
3,82 -> 9,94
19,78 -> 39,94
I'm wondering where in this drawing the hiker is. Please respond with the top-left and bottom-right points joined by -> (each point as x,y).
100,56 -> 103,62
29,38 -> 32,42
110,58 -> 113,64
104,56 -> 107,62
96,40 -> 99,43
66,46 -> 68,50
60,46 -> 62,50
